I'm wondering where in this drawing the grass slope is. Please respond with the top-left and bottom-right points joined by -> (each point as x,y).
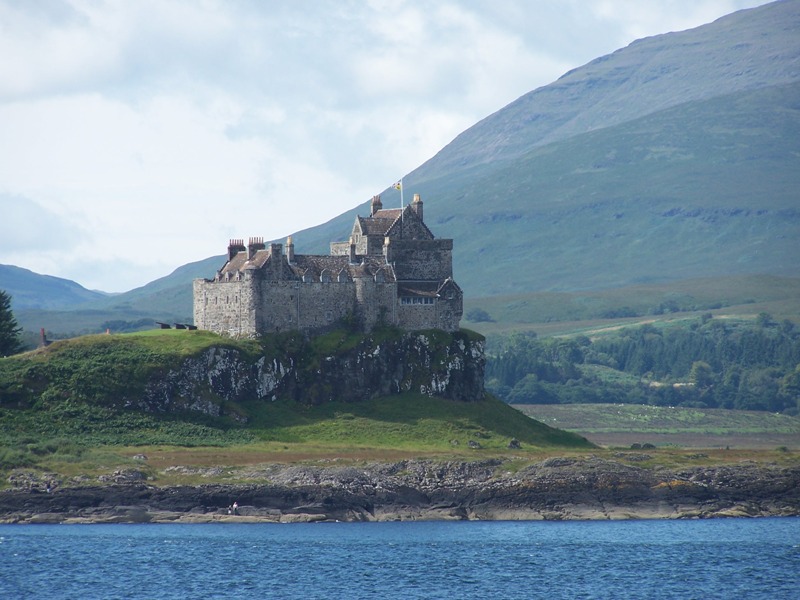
515,404 -> 800,450
0,329 -> 593,477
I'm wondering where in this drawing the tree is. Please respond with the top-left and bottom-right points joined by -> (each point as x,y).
0,290 -> 23,357
689,361 -> 714,389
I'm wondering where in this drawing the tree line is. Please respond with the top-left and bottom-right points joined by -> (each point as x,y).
485,314 -> 800,414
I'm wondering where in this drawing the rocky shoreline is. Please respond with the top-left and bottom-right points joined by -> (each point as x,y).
2,457 -> 799,524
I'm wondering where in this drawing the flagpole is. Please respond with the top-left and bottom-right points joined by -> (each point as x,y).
400,177 -> 404,237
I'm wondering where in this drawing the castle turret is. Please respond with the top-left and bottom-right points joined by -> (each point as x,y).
371,194 -> 382,216
411,193 -> 423,221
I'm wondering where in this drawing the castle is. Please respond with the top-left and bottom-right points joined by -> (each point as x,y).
193,193 -> 463,337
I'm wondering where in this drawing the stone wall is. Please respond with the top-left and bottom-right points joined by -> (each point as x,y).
254,279 -> 358,333
391,239 -> 453,280
355,278 -> 398,331
397,295 -> 461,331
193,278 -> 257,337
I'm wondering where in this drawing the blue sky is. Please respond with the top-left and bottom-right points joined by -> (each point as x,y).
0,0 -> 769,292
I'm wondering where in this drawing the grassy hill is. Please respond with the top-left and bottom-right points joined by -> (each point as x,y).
0,329 -> 592,476
0,264 -> 109,311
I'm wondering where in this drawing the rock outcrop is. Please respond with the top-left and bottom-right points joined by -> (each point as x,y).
134,330 -> 485,417
2,457 -> 798,524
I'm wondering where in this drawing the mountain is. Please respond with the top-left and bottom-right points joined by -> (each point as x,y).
5,0 -> 800,334
0,264 -> 109,310
281,0 -> 800,297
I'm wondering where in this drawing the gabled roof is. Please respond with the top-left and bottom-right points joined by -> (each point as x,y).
356,206 -> 434,240
357,212 -> 399,236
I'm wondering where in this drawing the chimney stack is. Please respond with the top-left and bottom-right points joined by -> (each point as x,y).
247,236 -> 265,260
371,194 -> 382,216
411,193 -> 423,221
228,239 -> 246,261
349,236 -> 357,264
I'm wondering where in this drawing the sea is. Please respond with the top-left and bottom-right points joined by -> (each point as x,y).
1,518 -> 798,599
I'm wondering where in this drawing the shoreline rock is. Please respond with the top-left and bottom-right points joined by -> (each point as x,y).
2,457 -> 798,524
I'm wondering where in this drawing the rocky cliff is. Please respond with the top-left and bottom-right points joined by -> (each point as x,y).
1,328 -> 486,417
134,329 -> 485,417
2,457 -> 798,523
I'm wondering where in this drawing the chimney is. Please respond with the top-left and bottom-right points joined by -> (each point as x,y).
411,193 -> 423,221
349,236 -> 357,264
247,236 -> 265,260
371,194 -> 382,216
228,239 -> 246,261
286,236 -> 295,263
383,236 -> 392,263
270,243 -> 282,258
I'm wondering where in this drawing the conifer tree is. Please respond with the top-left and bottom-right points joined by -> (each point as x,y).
0,290 -> 23,357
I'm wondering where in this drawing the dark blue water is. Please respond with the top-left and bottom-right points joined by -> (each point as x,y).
1,519 -> 798,599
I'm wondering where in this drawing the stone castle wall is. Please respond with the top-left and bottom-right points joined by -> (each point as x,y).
390,239 -> 453,281
193,278 -> 257,338
195,276 -> 409,336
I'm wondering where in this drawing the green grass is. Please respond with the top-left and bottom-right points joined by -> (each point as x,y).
240,393 -> 591,450
0,327 -> 594,481
0,394 -> 594,481
514,404 -> 800,436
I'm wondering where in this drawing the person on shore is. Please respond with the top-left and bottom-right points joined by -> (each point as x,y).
232,501 -> 238,515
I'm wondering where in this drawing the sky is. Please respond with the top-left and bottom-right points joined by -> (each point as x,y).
0,0 -> 771,293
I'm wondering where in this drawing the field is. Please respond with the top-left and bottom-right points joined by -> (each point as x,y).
513,404 -> 800,450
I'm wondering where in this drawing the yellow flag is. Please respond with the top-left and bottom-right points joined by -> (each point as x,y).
392,180 -> 402,190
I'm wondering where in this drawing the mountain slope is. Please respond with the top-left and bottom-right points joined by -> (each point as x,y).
0,264 -> 108,310
291,0 -> 800,297
414,0 -> 800,180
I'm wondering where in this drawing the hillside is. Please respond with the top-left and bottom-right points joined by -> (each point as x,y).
0,264 -> 109,310
3,0 -> 799,335
514,404 -> 800,449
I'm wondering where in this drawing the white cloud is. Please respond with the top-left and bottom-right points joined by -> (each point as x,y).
0,0 -> 770,292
